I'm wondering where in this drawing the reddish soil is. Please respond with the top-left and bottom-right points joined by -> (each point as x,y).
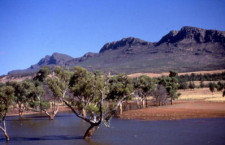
120,100 -> 225,121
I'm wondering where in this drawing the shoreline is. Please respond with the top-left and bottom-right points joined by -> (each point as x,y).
119,100 -> 225,121
7,100 -> 225,121
7,106 -> 72,117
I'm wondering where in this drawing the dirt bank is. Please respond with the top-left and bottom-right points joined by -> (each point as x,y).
120,100 -> 225,121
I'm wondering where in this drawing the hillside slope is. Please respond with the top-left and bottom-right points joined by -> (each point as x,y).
8,26 -> 225,75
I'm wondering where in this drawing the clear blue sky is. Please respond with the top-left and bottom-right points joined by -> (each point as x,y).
0,0 -> 225,75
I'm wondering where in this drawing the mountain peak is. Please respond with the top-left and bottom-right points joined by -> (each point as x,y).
7,26 -> 225,75
180,26 -> 204,31
36,52 -> 73,66
99,37 -> 150,53
157,26 -> 225,45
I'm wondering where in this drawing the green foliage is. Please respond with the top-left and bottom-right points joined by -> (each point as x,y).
86,103 -> 100,114
70,67 -> 98,98
47,66 -> 72,99
200,81 -> 205,88
169,70 -> 178,78
158,75 -> 179,102
177,71 -> 225,82
209,82 -> 216,94
7,79 -> 45,112
216,81 -> 224,91
69,66 -> 103,112
66,66 -> 133,127
107,74 -> 133,101
178,81 -> 188,90
40,100 -> 51,110
47,77 -> 63,98
188,82 -> 195,89
34,66 -> 51,82
0,85 -> 15,119
133,75 -> 154,98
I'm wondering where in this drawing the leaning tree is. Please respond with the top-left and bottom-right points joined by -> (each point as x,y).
62,66 -> 133,139
0,85 -> 14,141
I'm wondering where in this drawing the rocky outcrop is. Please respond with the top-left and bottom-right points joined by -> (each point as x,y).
99,37 -> 152,53
157,26 -> 225,45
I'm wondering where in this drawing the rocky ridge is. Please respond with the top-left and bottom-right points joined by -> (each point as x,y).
8,26 -> 225,75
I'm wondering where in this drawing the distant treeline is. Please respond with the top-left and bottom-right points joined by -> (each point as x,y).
177,72 -> 225,82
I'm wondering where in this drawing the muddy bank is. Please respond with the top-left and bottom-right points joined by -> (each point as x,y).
120,100 -> 225,121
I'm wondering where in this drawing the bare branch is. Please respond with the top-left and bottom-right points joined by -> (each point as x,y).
0,126 -> 4,132
62,99 -> 94,124
43,109 -> 51,117
104,95 -> 127,120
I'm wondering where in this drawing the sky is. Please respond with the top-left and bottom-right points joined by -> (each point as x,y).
0,0 -> 225,75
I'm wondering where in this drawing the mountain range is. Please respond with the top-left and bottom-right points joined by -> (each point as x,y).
8,26 -> 225,75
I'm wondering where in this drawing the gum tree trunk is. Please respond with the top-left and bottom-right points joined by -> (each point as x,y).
142,98 -> 146,108
3,129 -> 9,141
119,103 -> 123,115
82,108 -> 86,117
43,105 -> 59,120
19,111 -> 24,118
145,97 -> 148,108
0,117 -> 9,141
83,124 -> 99,139
18,104 -> 25,118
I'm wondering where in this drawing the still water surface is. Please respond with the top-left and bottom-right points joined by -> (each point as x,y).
1,112 -> 225,145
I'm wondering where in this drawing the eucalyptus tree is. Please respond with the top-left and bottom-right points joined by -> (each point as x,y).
62,66 -> 132,139
107,74 -> 133,114
158,72 -> 180,105
45,66 -> 72,120
216,82 -> 225,97
200,81 -> 205,88
216,81 -> 224,92
209,82 -> 216,96
178,81 -> 188,90
33,66 -> 51,82
153,85 -> 168,106
188,82 -> 195,90
0,85 -> 14,141
29,80 -> 51,115
12,79 -> 51,120
7,80 -> 39,118
133,75 -> 155,108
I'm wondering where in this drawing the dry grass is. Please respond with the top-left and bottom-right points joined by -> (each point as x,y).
0,76 -> 32,83
128,69 -> 225,78
205,97 -> 225,102
191,81 -> 224,86
178,88 -> 224,102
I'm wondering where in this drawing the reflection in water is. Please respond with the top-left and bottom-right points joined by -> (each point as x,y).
1,112 -> 225,145
3,141 -> 8,145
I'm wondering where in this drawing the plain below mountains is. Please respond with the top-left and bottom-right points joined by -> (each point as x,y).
8,26 -> 225,75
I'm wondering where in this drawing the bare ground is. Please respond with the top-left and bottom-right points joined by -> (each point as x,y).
128,69 -> 225,78
120,100 -> 225,121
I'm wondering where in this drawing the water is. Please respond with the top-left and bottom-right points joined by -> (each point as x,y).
1,112 -> 225,145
